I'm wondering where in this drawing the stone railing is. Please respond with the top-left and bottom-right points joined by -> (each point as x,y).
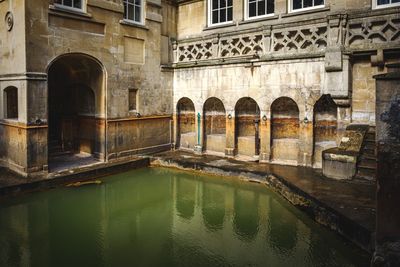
172,10 -> 400,64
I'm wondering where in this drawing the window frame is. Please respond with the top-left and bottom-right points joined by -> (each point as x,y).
54,0 -> 87,13
372,0 -> 400,9
244,0 -> 275,21
207,0 -> 234,27
288,0 -> 325,13
123,0 -> 145,26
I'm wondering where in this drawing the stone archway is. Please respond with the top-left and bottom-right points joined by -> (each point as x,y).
177,97 -> 196,150
235,97 -> 260,158
271,97 -> 299,164
47,53 -> 106,169
203,97 -> 226,155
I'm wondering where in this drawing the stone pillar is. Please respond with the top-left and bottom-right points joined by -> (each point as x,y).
372,64 -> 400,267
172,113 -> 178,149
298,107 -> 313,167
259,111 -> 271,163
194,112 -> 202,154
225,110 -> 235,157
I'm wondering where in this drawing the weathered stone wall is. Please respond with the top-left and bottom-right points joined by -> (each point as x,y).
0,0 -> 176,175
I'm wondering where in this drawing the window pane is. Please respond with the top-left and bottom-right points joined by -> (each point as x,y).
227,0 -> 232,6
293,0 -> 302,9
212,0 -> 218,10
258,0 -> 266,16
267,0 -> 274,13
314,0 -> 324,5
220,8 -> 226,22
124,3 -> 128,19
227,7 -> 232,21
212,10 -> 219,23
135,0 -> 141,6
249,2 -> 256,17
128,4 -> 134,20
73,0 -> 82,8
64,0 -> 72,7
220,0 -> 226,8
135,6 -> 141,22
377,0 -> 390,4
393,0 -> 400,3
304,0 -> 313,8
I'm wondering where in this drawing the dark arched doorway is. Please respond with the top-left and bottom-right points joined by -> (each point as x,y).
203,97 -> 226,155
47,53 -> 106,170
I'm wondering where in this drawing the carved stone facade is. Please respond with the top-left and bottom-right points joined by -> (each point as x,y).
0,0 -> 399,177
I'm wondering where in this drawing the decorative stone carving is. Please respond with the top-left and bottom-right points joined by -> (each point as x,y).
178,41 -> 213,62
5,12 -> 14,31
219,34 -> 263,58
346,17 -> 400,48
272,25 -> 327,53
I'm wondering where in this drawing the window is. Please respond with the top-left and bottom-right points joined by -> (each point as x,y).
247,0 -> 274,19
54,0 -> 85,12
3,87 -> 18,120
289,0 -> 324,12
209,0 -> 233,26
129,89 -> 138,111
123,0 -> 143,24
374,0 -> 400,9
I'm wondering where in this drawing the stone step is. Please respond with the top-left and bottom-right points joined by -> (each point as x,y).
358,160 -> 377,170
361,154 -> 377,161
355,168 -> 376,181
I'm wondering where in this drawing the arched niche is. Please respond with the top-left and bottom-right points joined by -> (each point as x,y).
313,95 -> 338,168
203,97 -> 226,155
235,97 -> 260,158
177,97 -> 196,150
271,97 -> 299,164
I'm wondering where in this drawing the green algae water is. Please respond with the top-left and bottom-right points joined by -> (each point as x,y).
0,167 -> 369,267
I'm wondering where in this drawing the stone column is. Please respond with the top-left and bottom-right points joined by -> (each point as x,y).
194,112 -> 203,154
225,110 -> 235,157
172,113 -> 178,149
372,64 -> 400,267
298,107 -> 313,167
259,111 -> 271,163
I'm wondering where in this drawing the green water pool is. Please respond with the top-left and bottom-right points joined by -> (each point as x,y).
0,167 -> 369,267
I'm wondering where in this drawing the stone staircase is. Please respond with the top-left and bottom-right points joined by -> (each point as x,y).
355,126 -> 377,182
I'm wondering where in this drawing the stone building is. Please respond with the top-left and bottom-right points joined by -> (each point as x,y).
0,0 -> 399,178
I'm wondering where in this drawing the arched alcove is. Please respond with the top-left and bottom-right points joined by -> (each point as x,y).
271,97 -> 299,164
203,97 -> 226,155
313,95 -> 338,168
235,97 -> 260,158
177,97 -> 196,149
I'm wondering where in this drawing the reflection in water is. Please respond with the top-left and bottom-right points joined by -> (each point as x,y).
268,198 -> 298,254
0,168 -> 369,267
175,177 -> 196,219
202,183 -> 225,231
233,189 -> 259,241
